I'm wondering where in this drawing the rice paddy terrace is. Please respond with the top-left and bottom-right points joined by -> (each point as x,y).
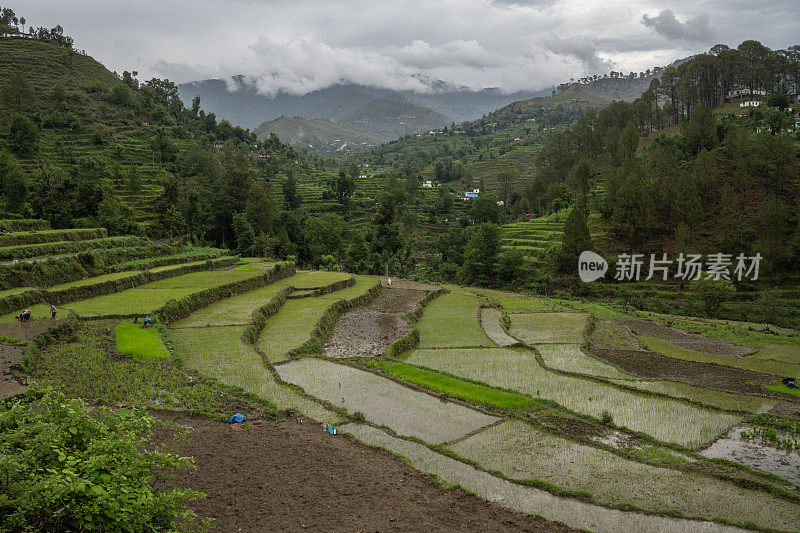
4,232 -> 800,531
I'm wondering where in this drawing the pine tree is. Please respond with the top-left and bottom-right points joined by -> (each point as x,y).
557,207 -> 592,273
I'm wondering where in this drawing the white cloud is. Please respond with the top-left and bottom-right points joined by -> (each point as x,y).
18,0 -> 800,95
641,9 -> 715,43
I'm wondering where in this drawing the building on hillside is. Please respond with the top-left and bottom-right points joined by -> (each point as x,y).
740,101 -> 761,107
461,188 -> 480,200
212,140 -> 225,149
497,200 -> 505,206
726,88 -> 766,100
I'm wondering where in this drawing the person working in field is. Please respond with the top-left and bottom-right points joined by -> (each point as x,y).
18,309 -> 31,322
142,316 -> 151,329
50,303 -> 57,321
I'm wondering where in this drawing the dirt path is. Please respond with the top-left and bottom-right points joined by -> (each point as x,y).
0,317 -> 67,341
323,288 -> 429,357
592,348 -> 777,396
625,318 -> 752,357
151,412 -> 574,533
0,343 -> 26,400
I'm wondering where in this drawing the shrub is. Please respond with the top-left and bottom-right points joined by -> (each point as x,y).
0,386 -> 208,532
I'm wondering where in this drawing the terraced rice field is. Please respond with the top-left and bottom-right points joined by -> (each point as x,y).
479,308 -> 518,347
406,348 -> 741,447
448,420 -> 800,531
275,358 -> 499,443
536,343 -> 632,379
640,335 -> 800,377
257,276 -> 380,363
346,424 -> 739,533
169,326 -> 338,423
417,293 -> 494,348
508,312 -> 589,344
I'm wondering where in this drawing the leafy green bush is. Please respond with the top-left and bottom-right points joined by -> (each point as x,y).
0,386 -> 208,532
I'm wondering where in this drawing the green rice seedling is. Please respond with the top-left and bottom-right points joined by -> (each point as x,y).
46,270 -> 142,291
508,312 -> 589,344
606,379 -> 776,413
288,270 -> 351,289
417,293 -> 493,348
448,420 -> 800,531
640,335 -> 800,377
750,344 -> 800,364
0,287 -> 35,298
479,308 -> 518,347
536,343 -> 632,379
275,358 -> 499,443
407,348 -> 740,447
765,382 -> 800,398
169,326 -> 338,423
360,359 -> 550,411
114,322 -> 169,360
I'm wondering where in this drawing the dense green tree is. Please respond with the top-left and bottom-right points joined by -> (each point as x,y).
463,223 -> 501,286
6,114 -> 39,156
682,104 -> 716,155
0,72 -> 35,112
0,150 -> 26,207
470,194 -> 501,224
281,172 -> 302,209
557,206 -> 593,273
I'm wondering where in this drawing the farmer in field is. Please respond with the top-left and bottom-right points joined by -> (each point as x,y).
49,303 -> 57,321
387,277 -> 392,287
142,316 -> 151,329
18,309 -> 31,322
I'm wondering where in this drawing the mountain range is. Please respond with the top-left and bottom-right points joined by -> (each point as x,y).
178,72 -> 661,155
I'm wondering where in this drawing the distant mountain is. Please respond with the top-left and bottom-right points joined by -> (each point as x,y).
177,78 -> 547,129
255,95 -> 451,155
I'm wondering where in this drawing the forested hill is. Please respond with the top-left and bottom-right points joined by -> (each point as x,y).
0,34 -> 307,248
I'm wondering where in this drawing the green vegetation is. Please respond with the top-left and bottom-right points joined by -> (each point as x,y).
275,358 -> 498,444
417,292 -> 493,348
360,359 -> 550,411
508,312 -> 589,344
0,386 -> 208,532
448,420 -> 800,531
639,335 -> 800,377
114,322 -> 169,360
407,347 -> 741,446
536,343 -> 631,379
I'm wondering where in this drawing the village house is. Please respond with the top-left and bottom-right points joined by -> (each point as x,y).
726,87 -> 766,100
740,100 -> 761,107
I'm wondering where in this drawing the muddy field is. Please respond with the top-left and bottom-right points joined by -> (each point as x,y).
0,343 -> 25,400
323,287 -> 428,357
625,318 -> 752,357
592,348 -> 776,396
151,412 -> 574,533
0,316 -> 66,341
701,426 -> 800,484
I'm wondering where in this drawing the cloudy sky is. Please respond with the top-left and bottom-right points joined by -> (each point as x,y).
20,0 -> 800,95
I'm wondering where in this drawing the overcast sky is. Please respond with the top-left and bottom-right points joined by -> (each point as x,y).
19,0 -> 800,95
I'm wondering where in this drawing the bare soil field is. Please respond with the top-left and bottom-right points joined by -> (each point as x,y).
0,316 -> 67,341
625,318 -> 752,357
151,412 -> 574,533
323,287 -> 429,357
0,342 -> 25,400
592,349 -> 776,396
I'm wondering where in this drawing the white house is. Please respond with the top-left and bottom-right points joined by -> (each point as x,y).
740,100 -> 761,107
727,88 -> 766,100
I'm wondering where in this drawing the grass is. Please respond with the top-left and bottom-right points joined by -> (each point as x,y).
589,320 -> 641,350
417,293 -> 493,348
32,321 -> 234,414
406,347 -> 741,447
169,325 -> 338,423
360,359 -> 550,411
508,312 -> 589,344
639,335 -> 800,377
647,315 -> 800,348
275,358 -> 499,444
0,287 -> 34,298
114,322 -> 169,360
448,420 -> 800,531
750,344 -> 800,364
46,270 -> 141,291
288,270 -> 351,289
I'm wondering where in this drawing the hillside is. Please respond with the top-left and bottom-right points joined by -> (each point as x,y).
255,96 -> 451,155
